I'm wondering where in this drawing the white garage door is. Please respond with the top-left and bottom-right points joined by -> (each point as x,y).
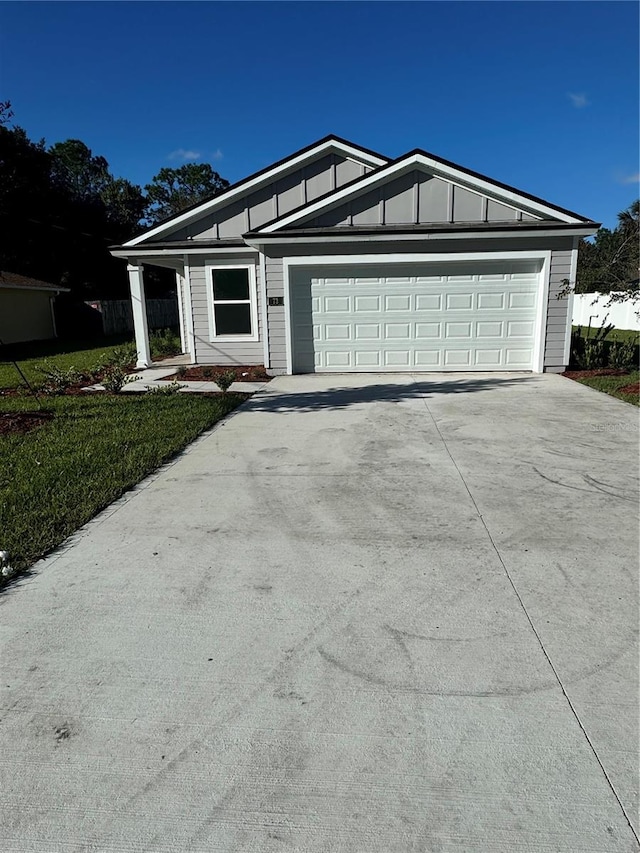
290,261 -> 543,372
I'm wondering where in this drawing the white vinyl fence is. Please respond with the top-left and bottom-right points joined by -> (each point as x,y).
572,292 -> 640,332
86,299 -> 179,336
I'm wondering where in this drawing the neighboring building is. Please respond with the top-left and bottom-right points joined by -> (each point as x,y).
0,272 -> 69,345
111,136 -> 599,373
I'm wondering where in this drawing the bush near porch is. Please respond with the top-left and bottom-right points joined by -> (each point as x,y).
0,391 -> 246,575
0,329 -> 182,391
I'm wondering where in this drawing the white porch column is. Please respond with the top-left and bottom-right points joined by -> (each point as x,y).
175,271 -> 186,355
127,263 -> 151,368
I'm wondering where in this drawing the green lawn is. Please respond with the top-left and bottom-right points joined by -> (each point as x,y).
572,325 -> 639,343
0,392 -> 246,572
0,329 -> 181,390
0,335 -> 135,390
570,370 -> 639,406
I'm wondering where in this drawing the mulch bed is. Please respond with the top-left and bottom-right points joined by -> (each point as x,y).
0,410 -> 54,437
562,369 -> 629,379
618,381 -> 640,396
164,365 -> 271,383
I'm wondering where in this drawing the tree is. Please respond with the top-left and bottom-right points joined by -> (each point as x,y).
49,140 -> 111,203
100,177 -> 146,236
576,200 -> 639,303
144,163 -> 229,225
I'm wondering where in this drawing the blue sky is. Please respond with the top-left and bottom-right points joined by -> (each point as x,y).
1,1 -> 638,228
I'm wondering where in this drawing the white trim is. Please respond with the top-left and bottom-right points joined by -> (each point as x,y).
259,251 -> 270,368
175,271 -> 186,355
205,262 -> 259,343
111,246 -> 258,259
262,153 -> 587,232
533,253 -> 552,373
183,257 -> 196,361
123,140 -> 387,247
49,296 -> 58,338
127,263 -> 151,368
563,241 -> 579,365
245,227 -> 597,247
283,251 -> 551,375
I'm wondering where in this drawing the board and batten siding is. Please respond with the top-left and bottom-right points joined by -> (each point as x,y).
297,170 -> 543,229
156,154 -> 373,243
188,256 -> 264,366
263,237 -> 575,373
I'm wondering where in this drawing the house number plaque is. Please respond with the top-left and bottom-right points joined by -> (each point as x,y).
268,297 -> 284,306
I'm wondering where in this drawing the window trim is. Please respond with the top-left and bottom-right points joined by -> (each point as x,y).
206,262 -> 259,342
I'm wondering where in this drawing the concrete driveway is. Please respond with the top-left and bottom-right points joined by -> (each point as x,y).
1,373 -> 638,852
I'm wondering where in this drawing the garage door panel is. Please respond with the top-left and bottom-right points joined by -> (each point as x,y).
416,323 -> 441,339
324,296 -> 350,312
477,292 -> 504,310
385,294 -> 411,311
291,262 -> 541,372
354,351 -> 381,367
444,350 -> 472,366
355,324 -> 380,340
445,322 -> 473,338
385,323 -> 411,339
446,293 -> 474,310
416,294 -> 442,310
475,349 -> 502,366
355,295 -> 379,311
325,324 -> 350,340
509,292 -> 536,309
415,350 -> 442,366
476,321 -> 503,338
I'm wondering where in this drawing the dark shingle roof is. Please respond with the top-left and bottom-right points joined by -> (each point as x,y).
0,271 -> 68,292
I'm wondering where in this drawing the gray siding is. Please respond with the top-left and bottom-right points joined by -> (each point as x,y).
266,256 -> 286,372
302,171 -> 545,229
188,256 -> 264,366
263,237 -> 574,373
156,154 -> 372,243
544,247 -> 573,370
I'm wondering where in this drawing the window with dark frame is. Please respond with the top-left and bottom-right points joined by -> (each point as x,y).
211,268 -> 253,336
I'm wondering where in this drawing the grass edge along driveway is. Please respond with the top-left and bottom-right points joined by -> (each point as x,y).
0,392 -> 246,573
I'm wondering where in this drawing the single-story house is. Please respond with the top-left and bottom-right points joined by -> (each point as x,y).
0,271 -> 69,345
111,136 -> 599,373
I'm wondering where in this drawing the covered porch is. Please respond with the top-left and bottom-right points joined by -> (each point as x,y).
112,251 -> 192,369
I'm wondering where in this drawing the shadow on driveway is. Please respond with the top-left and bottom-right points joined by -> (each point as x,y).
247,375 -> 533,413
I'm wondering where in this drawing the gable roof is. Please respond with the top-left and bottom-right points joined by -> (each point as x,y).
256,148 -> 596,233
0,271 -> 69,292
124,135 -> 389,248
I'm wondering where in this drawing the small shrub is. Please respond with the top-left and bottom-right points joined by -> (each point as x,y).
38,361 -> 84,395
150,328 -> 182,359
145,382 -> 184,395
102,365 -> 139,393
94,343 -> 136,377
583,340 -> 606,370
201,367 -> 214,379
609,338 -> 639,370
570,323 -> 616,370
176,365 -> 188,378
216,369 -> 237,392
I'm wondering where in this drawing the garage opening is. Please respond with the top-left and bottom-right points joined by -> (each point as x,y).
289,260 -> 544,373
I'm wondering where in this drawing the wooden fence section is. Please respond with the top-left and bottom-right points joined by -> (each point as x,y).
86,299 -> 179,335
